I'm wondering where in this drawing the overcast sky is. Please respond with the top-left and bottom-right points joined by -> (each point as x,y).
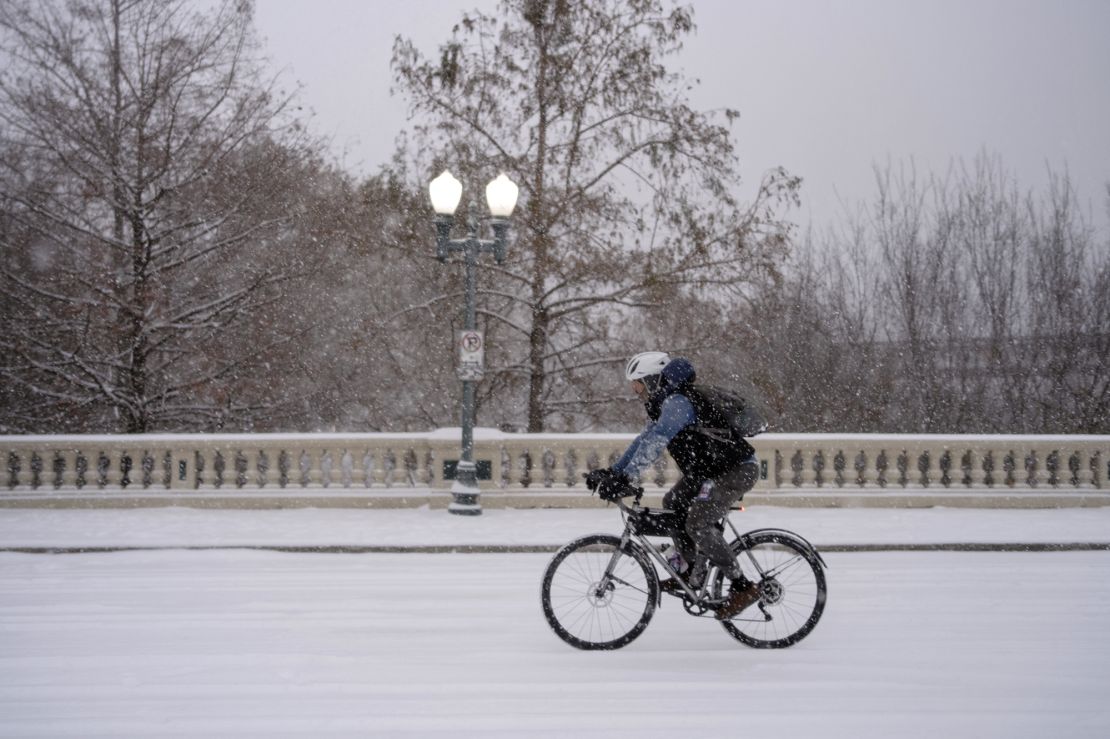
252,0 -> 1110,231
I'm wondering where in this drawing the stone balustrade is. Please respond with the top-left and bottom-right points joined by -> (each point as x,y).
2,431 -> 1107,502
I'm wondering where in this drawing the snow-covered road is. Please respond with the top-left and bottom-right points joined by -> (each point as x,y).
3,505 -> 1110,549
2,545 -> 1108,737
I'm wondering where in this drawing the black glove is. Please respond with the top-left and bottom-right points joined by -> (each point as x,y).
584,467 -> 614,492
597,473 -> 633,502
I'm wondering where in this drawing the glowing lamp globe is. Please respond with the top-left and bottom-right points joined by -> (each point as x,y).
485,174 -> 519,218
429,170 -> 463,215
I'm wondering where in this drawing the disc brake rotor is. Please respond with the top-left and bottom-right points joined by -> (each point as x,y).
587,581 -> 614,607
760,578 -> 784,606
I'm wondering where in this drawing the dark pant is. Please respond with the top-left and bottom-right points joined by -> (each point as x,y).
662,460 -> 759,581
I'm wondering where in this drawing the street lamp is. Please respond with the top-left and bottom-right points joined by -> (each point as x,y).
429,170 -> 519,515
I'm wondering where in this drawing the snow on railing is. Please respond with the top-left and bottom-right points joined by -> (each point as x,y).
1,430 -> 1107,495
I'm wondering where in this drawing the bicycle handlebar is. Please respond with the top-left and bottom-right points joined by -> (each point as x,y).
608,485 -> 644,510
582,472 -> 644,509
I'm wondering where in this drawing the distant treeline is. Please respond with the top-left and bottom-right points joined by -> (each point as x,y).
1,0 -> 1106,435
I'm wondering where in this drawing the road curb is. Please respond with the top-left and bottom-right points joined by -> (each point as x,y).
2,542 -> 1109,555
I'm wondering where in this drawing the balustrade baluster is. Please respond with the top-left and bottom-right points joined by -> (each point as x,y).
939,450 -> 953,488
255,449 -> 272,488
788,450 -> 802,487
541,449 -> 555,487
854,450 -> 869,487
520,450 -> 535,488
211,451 -> 227,489
382,450 -> 398,487
563,449 -> 578,488
24,453 -> 39,489
1002,450 -> 1017,487
5,451 -> 20,489
401,448 -> 416,486
832,450 -> 846,487
193,450 -> 209,489
234,449 -> 252,489
799,449 -> 818,488
1075,450 -> 1094,488
985,450 -> 1000,487
917,449 -> 931,487
1045,450 -> 1060,487
1024,450 -> 1039,488
144,451 -> 155,488
60,450 -> 79,489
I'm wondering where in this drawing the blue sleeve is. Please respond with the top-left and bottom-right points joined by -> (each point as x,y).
612,395 -> 696,479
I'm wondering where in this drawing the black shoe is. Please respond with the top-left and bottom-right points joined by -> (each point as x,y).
715,579 -> 762,620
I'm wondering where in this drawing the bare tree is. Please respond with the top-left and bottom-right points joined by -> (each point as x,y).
392,0 -> 797,431
0,0 -> 313,432
747,155 -> 1110,435
1024,172 -> 1110,432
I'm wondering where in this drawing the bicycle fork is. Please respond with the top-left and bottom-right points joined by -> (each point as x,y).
592,529 -> 639,598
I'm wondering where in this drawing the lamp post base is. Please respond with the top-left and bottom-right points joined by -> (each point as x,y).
447,496 -> 483,515
448,462 -> 482,515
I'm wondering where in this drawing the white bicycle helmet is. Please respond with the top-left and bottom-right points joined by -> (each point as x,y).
625,351 -> 670,381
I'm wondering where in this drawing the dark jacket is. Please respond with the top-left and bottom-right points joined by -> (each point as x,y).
645,359 -> 756,482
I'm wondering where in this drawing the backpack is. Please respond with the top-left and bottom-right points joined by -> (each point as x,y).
689,384 -> 768,442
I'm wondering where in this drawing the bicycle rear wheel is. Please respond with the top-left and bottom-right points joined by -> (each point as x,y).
541,534 -> 658,650
713,530 -> 827,648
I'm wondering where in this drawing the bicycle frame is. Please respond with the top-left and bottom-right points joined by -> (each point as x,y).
602,495 -> 725,606
615,523 -> 705,603
601,492 -> 827,608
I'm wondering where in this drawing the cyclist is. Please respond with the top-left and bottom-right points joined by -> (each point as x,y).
586,351 -> 761,620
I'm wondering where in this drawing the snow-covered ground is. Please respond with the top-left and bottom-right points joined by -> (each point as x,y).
1,506 -> 1109,737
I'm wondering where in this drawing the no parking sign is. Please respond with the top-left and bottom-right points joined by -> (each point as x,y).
457,330 -> 485,380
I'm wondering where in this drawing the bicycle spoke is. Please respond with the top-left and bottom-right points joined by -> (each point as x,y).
542,534 -> 657,650
760,553 -> 806,580
716,533 -> 826,649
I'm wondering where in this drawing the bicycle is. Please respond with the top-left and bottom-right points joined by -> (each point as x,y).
540,484 -> 828,650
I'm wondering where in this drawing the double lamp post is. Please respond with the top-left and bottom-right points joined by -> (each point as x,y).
428,170 -> 519,515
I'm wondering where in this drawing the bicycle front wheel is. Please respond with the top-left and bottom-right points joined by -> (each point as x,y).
713,530 -> 827,649
541,534 -> 658,650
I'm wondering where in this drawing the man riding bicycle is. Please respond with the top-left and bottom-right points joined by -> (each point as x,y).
586,352 -> 762,620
